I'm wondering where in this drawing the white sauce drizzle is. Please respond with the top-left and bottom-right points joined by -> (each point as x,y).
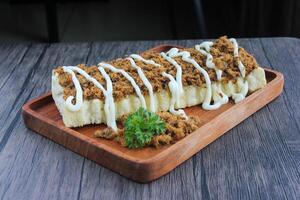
232,80 -> 248,103
212,83 -> 229,105
99,62 -> 147,109
130,54 -> 161,67
160,52 -> 183,94
195,41 -> 223,80
162,72 -> 187,119
62,67 -> 83,112
98,67 -> 118,131
230,38 -> 246,77
131,53 -> 186,117
63,66 -> 118,131
166,48 -> 222,110
127,57 -> 156,112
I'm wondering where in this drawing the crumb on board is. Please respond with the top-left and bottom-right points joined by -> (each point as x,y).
151,134 -> 172,148
94,111 -> 202,148
157,112 -> 201,141
94,127 -> 119,139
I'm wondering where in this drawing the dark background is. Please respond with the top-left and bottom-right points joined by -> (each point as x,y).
0,0 -> 299,42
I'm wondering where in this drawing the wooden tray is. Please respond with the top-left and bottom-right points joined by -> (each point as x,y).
22,45 -> 284,182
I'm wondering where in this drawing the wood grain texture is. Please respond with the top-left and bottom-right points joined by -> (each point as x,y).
0,38 -> 299,199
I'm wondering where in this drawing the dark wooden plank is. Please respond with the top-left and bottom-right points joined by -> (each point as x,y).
248,38 -> 299,197
241,38 -> 300,156
0,44 -> 30,89
244,38 -> 299,198
258,38 -> 300,167
0,38 -> 299,200
245,38 -> 300,150
281,38 -> 300,154
0,43 -> 40,147
0,43 -> 92,200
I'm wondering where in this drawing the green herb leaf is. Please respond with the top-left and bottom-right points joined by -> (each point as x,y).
124,107 -> 166,148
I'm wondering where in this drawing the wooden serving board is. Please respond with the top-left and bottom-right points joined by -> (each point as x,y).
22,45 -> 284,182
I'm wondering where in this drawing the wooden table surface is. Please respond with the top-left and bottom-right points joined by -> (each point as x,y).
0,38 -> 299,200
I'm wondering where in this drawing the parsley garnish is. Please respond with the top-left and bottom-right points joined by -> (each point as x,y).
124,107 -> 166,148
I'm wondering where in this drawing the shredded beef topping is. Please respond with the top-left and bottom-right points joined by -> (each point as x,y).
54,36 -> 258,101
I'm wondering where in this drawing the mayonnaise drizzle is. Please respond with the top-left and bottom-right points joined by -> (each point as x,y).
162,72 -> 187,119
166,48 -> 222,110
62,67 -> 83,112
230,38 -> 246,77
131,53 -> 186,117
160,52 -> 183,94
232,80 -> 248,103
127,57 -> 156,112
62,66 -> 118,131
195,41 -> 223,80
99,62 -> 147,109
98,67 -> 118,131
212,83 -> 229,105
130,54 -> 161,67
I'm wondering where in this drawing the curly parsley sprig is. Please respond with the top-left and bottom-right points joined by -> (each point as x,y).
124,107 -> 166,148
